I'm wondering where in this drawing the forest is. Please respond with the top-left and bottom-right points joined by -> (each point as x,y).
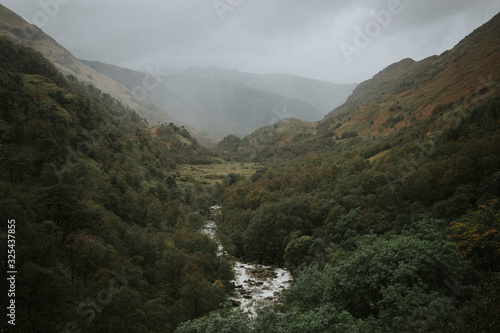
0,37 -> 233,332
178,95 -> 500,332
1,19 -> 500,332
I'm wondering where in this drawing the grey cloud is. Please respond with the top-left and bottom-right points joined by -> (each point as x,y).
0,0 -> 498,83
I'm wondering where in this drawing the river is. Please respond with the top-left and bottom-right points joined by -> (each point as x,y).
202,206 -> 293,314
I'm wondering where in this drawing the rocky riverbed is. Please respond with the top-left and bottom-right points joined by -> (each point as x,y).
231,262 -> 292,311
203,207 -> 292,314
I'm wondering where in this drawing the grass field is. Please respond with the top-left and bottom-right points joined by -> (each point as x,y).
178,161 -> 266,185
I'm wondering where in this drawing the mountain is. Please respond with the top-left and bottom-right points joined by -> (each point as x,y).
217,12 -> 500,161
203,13 -> 500,332
163,68 -> 324,135
324,12 -> 500,132
2,3 -> 500,332
0,4 -> 184,128
176,67 -> 357,117
0,35 -> 232,332
81,61 -> 356,138
215,118 -> 318,161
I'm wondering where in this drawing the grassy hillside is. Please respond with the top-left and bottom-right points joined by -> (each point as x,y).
216,13 -> 500,163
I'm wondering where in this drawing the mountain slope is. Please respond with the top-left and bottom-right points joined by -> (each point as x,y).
178,67 -> 357,116
325,12 -> 500,133
0,4 -> 175,126
81,61 -> 355,138
206,14 -> 500,331
218,12 -> 500,161
0,36 -> 230,332
215,118 -> 318,161
80,61 -> 266,137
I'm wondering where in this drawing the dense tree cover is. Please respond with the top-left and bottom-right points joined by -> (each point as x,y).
285,219 -> 473,332
0,38 -> 231,332
176,302 -> 368,333
195,94 -> 500,331
2,33 -> 500,331
448,199 -> 500,272
178,219 -> 482,332
217,96 -> 500,265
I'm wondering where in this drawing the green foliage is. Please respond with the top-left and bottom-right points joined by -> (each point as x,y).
226,172 -> 242,185
340,131 -> 359,139
452,274 -> 500,332
286,225 -> 471,331
284,235 -> 314,270
176,303 -> 368,333
253,305 -> 369,333
0,38 -> 230,332
175,304 -> 252,333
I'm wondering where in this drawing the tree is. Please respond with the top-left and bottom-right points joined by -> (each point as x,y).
253,304 -> 368,333
67,232 -> 116,284
284,236 -> 314,270
227,173 -> 241,185
175,303 -> 252,333
448,199 -> 500,272
327,207 -> 364,250
38,183 -> 94,242
285,223 -> 471,331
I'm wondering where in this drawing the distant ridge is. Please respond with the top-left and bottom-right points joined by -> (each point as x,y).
82,60 -> 356,138
216,12 -> 500,161
0,4 -> 224,146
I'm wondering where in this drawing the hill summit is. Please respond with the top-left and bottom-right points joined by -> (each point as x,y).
216,12 -> 500,161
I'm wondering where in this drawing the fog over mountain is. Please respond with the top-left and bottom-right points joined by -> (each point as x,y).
81,60 -> 356,137
1,2 -> 500,332
1,0 -> 498,83
1,0 -> 498,140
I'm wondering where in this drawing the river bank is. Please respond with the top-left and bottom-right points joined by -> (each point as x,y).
203,207 -> 292,314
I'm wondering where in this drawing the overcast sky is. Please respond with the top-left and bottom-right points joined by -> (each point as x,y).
1,0 -> 499,83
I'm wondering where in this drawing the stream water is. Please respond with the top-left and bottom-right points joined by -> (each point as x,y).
202,207 -> 293,314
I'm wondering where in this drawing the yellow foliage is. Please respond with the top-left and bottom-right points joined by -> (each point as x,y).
449,200 -> 500,259
213,280 -> 224,288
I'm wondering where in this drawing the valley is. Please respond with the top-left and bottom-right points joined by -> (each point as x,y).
178,162 -> 265,186
81,61 -> 356,140
0,3 -> 499,333
202,207 -> 292,314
